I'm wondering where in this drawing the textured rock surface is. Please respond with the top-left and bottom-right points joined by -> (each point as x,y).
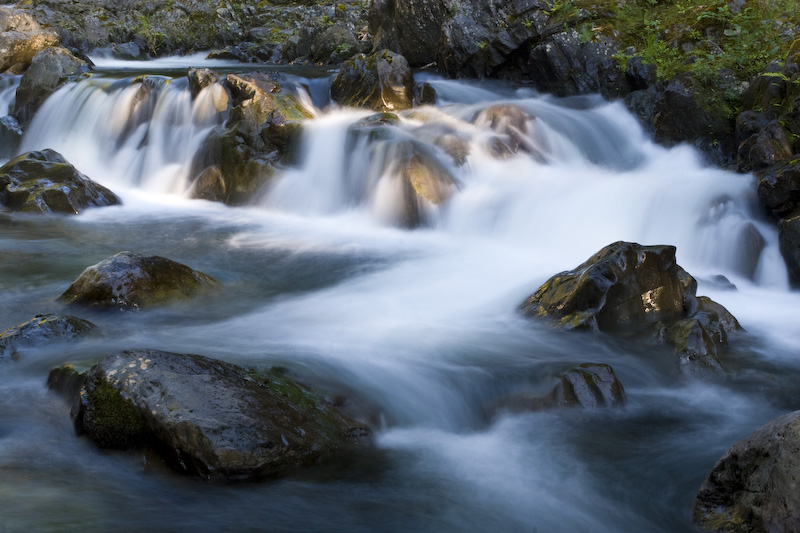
331,50 -> 413,112
0,149 -> 120,214
0,314 -> 96,358
57,251 -> 217,310
0,6 -> 59,74
68,349 -> 371,480
694,410 -> 800,532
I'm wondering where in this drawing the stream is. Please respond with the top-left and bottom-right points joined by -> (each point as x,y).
1,56 -> 800,532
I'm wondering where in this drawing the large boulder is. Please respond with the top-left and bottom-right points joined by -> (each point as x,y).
330,50 -> 413,112
694,410 -> 800,532
65,349 -> 371,480
368,0 -> 450,67
756,159 -> 800,218
521,241 -> 741,375
0,149 -> 121,214
0,6 -> 59,74
189,71 -> 312,205
0,314 -> 96,359
57,251 -> 217,311
13,46 -> 91,126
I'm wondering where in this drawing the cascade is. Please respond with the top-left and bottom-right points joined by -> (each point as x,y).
1,60 -> 799,533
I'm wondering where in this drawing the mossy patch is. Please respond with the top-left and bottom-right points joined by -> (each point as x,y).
83,379 -> 147,449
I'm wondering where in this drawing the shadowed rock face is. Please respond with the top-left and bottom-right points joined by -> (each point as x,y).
330,50 -> 413,112
694,410 -> 800,533
0,314 -> 96,359
65,349 -> 371,481
0,149 -> 121,214
57,251 -> 217,311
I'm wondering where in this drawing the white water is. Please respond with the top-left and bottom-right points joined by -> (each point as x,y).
2,66 -> 800,532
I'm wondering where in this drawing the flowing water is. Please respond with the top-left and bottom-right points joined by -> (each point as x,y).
1,59 -> 800,532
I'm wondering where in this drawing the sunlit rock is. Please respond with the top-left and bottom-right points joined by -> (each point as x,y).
694,410 -> 800,532
0,149 -> 120,214
57,251 -> 217,311
0,6 -> 59,74
330,50 -> 413,112
0,314 -> 96,359
473,104 -> 549,162
64,349 -> 371,481
13,46 -> 91,126
521,241 -> 742,376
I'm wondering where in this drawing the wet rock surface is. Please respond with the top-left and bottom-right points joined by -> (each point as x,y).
694,410 -> 800,533
0,314 -> 96,359
522,241 -> 741,375
0,149 -> 121,214
331,50 -> 413,112
57,251 -> 217,311
65,349 -> 371,481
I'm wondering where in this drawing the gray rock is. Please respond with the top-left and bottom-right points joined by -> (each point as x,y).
68,349 -> 371,480
13,47 -> 91,126
694,410 -> 800,532
0,149 -> 121,214
331,50 -> 413,112
57,251 -> 217,311
0,314 -> 96,359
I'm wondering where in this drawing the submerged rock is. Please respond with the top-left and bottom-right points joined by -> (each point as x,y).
521,241 -> 741,376
330,50 -> 413,112
694,410 -> 800,532
0,314 -> 96,359
67,349 -> 371,480
0,149 -> 121,214
57,251 -> 217,311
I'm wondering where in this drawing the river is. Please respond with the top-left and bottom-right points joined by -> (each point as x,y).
1,56 -> 799,532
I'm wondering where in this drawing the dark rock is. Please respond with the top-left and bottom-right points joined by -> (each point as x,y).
0,149 -> 121,214
756,158 -> 800,217
187,67 -> 222,99
47,364 -> 85,400
312,23 -> 358,63
57,251 -> 217,311
779,212 -> 800,286
735,110 -> 770,148
738,121 -> 793,172
13,47 -> 91,126
368,0 -> 449,67
521,241 -> 742,376
741,61 -> 789,119
0,314 -> 96,359
521,241 -> 694,332
69,349 -> 371,480
694,410 -> 800,532
330,50 -> 413,112
547,363 -> 625,408
0,6 -> 59,74
0,115 -> 23,159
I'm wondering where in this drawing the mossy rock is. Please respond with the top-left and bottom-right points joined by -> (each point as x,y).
69,349 -> 372,480
57,251 -> 217,311
0,313 -> 97,359
0,149 -> 121,214
330,50 -> 413,112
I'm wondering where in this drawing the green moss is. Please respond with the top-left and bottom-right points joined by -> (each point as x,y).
85,379 -> 147,449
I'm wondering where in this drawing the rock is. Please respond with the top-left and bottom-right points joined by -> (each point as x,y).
0,314 -> 96,359
187,67 -> 222,99
57,251 -> 217,311
368,0 -> 450,67
311,23 -> 358,63
779,212 -> 800,286
0,6 -> 59,74
68,349 -> 371,480
13,47 -> 91,126
0,115 -> 23,159
737,120 -> 793,172
694,410 -> 800,532
521,241 -> 742,376
521,241 -> 694,332
756,158 -> 800,217
188,72 -> 312,205
472,103 -> 548,161
547,363 -> 626,408
330,50 -> 413,112
47,364 -> 85,400
0,149 -> 121,214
